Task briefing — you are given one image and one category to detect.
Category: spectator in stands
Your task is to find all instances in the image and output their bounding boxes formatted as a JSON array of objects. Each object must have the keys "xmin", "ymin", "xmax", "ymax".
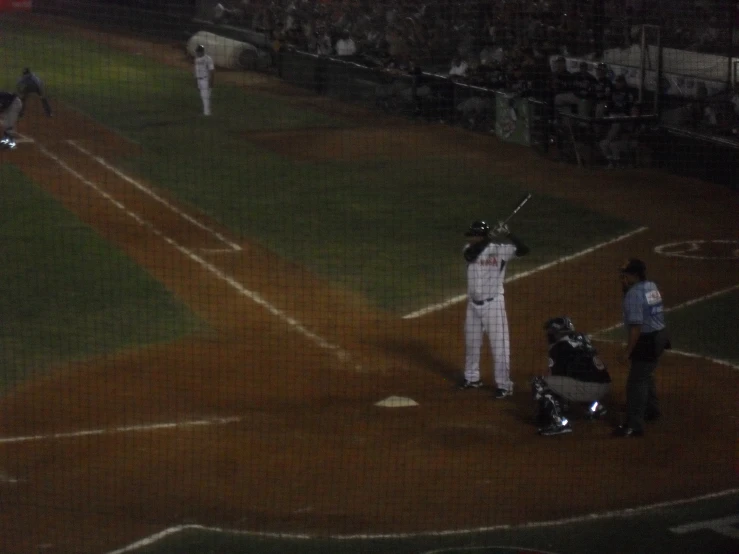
[
  {"xmin": 551, "ymin": 56, "xmax": 576, "ymax": 112},
  {"xmin": 479, "ymin": 42, "xmax": 504, "ymax": 69},
  {"xmin": 730, "ymin": 82, "xmax": 739, "ymax": 117},
  {"xmin": 315, "ymin": 24, "xmax": 333, "ymax": 56},
  {"xmin": 593, "ymin": 63, "xmax": 612, "ymax": 118},
  {"xmin": 570, "ymin": 61, "xmax": 597, "ymax": 117},
  {"xmin": 449, "ymin": 55, "xmax": 469, "ymax": 79},
  {"xmin": 335, "ymin": 30, "xmax": 357, "ymax": 56},
  {"xmin": 601, "ymin": 103, "xmax": 648, "ymax": 168},
  {"xmin": 688, "ymin": 83, "xmax": 718, "ymax": 131},
  {"xmin": 607, "ymin": 75, "xmax": 636, "ymax": 116},
  {"xmin": 599, "ymin": 75, "xmax": 637, "ymax": 167}
]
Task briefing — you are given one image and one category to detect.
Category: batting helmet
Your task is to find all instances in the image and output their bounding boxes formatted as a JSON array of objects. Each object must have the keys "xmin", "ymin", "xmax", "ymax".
[
  {"xmin": 543, "ymin": 317, "xmax": 575, "ymax": 342},
  {"xmin": 195, "ymin": 44, "xmax": 205, "ymax": 56},
  {"xmin": 464, "ymin": 220, "xmax": 490, "ymax": 237}
]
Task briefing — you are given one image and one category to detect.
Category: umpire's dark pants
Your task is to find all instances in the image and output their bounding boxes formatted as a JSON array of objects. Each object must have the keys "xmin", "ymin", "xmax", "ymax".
[
  {"xmin": 626, "ymin": 330, "xmax": 669, "ymax": 432},
  {"xmin": 626, "ymin": 358, "xmax": 660, "ymax": 433}
]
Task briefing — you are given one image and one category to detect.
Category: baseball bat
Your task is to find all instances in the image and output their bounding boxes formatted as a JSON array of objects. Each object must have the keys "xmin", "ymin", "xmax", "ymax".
[{"xmin": 502, "ymin": 192, "xmax": 532, "ymax": 224}]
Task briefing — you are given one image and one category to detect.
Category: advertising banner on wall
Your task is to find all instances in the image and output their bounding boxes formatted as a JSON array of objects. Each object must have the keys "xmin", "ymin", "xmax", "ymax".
[{"xmin": 0, "ymin": 0, "xmax": 33, "ymax": 11}]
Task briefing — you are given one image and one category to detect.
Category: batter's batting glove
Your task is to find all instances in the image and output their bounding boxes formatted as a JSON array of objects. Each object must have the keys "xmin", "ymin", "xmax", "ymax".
[{"xmin": 492, "ymin": 221, "xmax": 510, "ymax": 237}]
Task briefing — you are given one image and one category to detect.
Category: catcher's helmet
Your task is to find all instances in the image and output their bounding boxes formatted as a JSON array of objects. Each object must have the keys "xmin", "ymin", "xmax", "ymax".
[
  {"xmin": 464, "ymin": 220, "xmax": 490, "ymax": 237},
  {"xmin": 195, "ymin": 44, "xmax": 205, "ymax": 56},
  {"xmin": 544, "ymin": 316, "xmax": 575, "ymax": 336}
]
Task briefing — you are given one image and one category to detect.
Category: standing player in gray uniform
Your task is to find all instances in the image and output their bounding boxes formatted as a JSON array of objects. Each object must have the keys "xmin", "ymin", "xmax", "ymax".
[
  {"xmin": 194, "ymin": 44, "xmax": 215, "ymax": 116},
  {"xmin": 613, "ymin": 259, "xmax": 670, "ymax": 437},
  {"xmin": 459, "ymin": 220, "xmax": 530, "ymax": 398},
  {"xmin": 17, "ymin": 68, "xmax": 53, "ymax": 118},
  {"xmin": 0, "ymin": 92, "xmax": 23, "ymax": 150}
]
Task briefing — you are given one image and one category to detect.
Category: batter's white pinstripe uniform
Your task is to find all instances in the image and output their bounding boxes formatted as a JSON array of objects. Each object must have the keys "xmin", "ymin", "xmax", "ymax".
[{"xmin": 461, "ymin": 221, "xmax": 529, "ymax": 397}]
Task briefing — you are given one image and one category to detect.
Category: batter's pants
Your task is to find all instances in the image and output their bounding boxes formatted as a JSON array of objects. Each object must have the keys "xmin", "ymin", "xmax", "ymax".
[{"xmin": 464, "ymin": 297, "xmax": 513, "ymax": 391}]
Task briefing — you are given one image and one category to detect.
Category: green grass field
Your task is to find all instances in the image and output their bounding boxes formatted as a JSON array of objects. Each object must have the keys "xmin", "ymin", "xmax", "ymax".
[
  {"xmin": 1, "ymin": 15, "xmax": 737, "ymax": 554},
  {"xmin": 100, "ymin": 491, "xmax": 739, "ymax": 554},
  {"xmin": 1, "ymin": 20, "xmax": 636, "ymax": 313},
  {"xmin": 0, "ymin": 164, "xmax": 204, "ymax": 391}
]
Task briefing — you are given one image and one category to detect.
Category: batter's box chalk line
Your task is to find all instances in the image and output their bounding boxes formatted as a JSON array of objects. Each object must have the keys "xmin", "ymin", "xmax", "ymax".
[{"xmin": 12, "ymin": 133, "xmax": 34, "ymax": 143}]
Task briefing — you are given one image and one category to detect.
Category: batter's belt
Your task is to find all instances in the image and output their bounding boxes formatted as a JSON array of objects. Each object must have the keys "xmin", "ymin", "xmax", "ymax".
[{"xmin": 471, "ymin": 296, "xmax": 496, "ymax": 306}]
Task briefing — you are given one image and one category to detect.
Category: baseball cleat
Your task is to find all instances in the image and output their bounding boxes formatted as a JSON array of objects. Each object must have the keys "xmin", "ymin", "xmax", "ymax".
[
  {"xmin": 458, "ymin": 379, "xmax": 483, "ymax": 390},
  {"xmin": 0, "ymin": 138, "xmax": 17, "ymax": 150},
  {"xmin": 494, "ymin": 387, "xmax": 513, "ymax": 399},
  {"xmin": 584, "ymin": 401, "xmax": 607, "ymax": 420},
  {"xmin": 538, "ymin": 422, "xmax": 572, "ymax": 436}
]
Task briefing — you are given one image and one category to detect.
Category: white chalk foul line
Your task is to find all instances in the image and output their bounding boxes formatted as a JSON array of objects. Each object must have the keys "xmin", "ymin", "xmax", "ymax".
[
  {"xmin": 594, "ymin": 337, "xmax": 739, "ymax": 371},
  {"xmin": 13, "ymin": 132, "xmax": 34, "ymax": 144},
  {"xmin": 105, "ymin": 488, "xmax": 739, "ymax": 553},
  {"xmin": 402, "ymin": 226, "xmax": 649, "ymax": 319},
  {"xmin": 67, "ymin": 139, "xmax": 241, "ymax": 253},
  {"xmin": 0, "ymin": 416, "xmax": 241, "ymax": 445},
  {"xmin": 593, "ymin": 283, "xmax": 739, "ymax": 371},
  {"xmin": 36, "ymin": 143, "xmax": 357, "ymax": 369}
]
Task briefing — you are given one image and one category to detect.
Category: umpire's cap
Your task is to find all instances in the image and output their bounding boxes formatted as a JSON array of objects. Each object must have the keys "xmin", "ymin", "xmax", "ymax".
[
  {"xmin": 464, "ymin": 220, "xmax": 490, "ymax": 237},
  {"xmin": 620, "ymin": 258, "xmax": 647, "ymax": 278}
]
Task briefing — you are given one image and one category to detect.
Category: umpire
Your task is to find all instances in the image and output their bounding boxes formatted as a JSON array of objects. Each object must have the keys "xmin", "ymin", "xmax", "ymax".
[
  {"xmin": 17, "ymin": 68, "xmax": 53, "ymax": 118},
  {"xmin": 613, "ymin": 259, "xmax": 671, "ymax": 437}
]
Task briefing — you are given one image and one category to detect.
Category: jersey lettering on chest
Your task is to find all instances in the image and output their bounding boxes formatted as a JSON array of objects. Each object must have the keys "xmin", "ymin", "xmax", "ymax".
[
  {"xmin": 478, "ymin": 256, "xmax": 498, "ymax": 267},
  {"xmin": 645, "ymin": 289, "xmax": 662, "ymax": 305}
]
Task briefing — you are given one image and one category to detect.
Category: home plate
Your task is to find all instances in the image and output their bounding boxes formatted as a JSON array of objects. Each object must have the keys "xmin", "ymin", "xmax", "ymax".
[
  {"xmin": 375, "ymin": 396, "xmax": 419, "ymax": 408},
  {"xmin": 0, "ymin": 470, "xmax": 19, "ymax": 484}
]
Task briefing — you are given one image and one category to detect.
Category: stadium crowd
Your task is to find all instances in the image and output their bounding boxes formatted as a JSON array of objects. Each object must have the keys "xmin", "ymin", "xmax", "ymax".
[{"xmin": 208, "ymin": 0, "xmax": 739, "ymax": 160}]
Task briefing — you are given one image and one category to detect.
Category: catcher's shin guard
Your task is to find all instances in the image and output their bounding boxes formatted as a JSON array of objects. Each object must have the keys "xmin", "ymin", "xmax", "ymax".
[{"xmin": 532, "ymin": 377, "xmax": 567, "ymax": 427}]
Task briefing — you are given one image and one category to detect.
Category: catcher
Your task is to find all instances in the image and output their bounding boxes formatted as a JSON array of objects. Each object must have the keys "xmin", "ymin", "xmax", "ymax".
[{"xmin": 532, "ymin": 317, "xmax": 612, "ymax": 436}]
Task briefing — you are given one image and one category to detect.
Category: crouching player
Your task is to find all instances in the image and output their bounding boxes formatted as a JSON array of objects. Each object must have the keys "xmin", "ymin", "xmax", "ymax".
[{"xmin": 533, "ymin": 317, "xmax": 612, "ymax": 436}]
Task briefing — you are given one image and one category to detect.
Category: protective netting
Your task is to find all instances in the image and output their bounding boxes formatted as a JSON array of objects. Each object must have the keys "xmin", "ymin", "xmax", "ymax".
[{"xmin": 1, "ymin": 1, "xmax": 738, "ymax": 553}]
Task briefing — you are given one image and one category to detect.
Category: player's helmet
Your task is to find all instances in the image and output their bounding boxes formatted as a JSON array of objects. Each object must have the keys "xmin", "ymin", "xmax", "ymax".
[
  {"xmin": 195, "ymin": 44, "xmax": 205, "ymax": 56},
  {"xmin": 464, "ymin": 220, "xmax": 490, "ymax": 237},
  {"xmin": 544, "ymin": 316, "xmax": 575, "ymax": 343}
]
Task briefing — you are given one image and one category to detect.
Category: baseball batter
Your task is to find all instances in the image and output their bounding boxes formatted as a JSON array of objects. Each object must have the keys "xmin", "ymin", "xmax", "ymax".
[
  {"xmin": 194, "ymin": 44, "xmax": 215, "ymax": 116},
  {"xmin": 460, "ymin": 220, "xmax": 530, "ymax": 398},
  {"xmin": 0, "ymin": 91, "xmax": 23, "ymax": 150}
]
